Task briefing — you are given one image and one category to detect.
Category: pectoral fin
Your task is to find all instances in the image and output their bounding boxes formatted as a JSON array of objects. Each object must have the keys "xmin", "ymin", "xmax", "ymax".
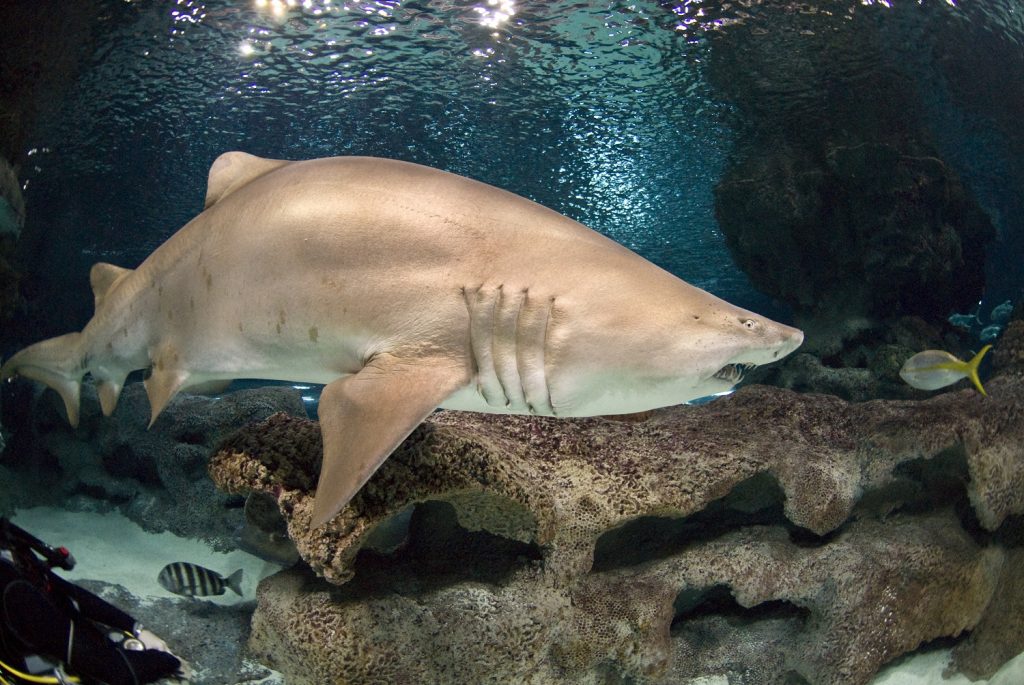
[{"xmin": 310, "ymin": 357, "xmax": 469, "ymax": 528}]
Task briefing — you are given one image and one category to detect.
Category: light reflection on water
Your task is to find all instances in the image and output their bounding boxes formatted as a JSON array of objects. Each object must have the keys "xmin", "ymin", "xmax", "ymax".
[
  {"xmin": 17, "ymin": 0, "xmax": 1023, "ymax": 329},
  {"xmin": 31, "ymin": 0, "xmax": 735, "ymax": 291}
]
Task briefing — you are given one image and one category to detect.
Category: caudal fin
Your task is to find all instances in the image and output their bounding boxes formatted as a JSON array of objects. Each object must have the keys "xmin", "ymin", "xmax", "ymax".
[
  {"xmin": 223, "ymin": 568, "xmax": 244, "ymax": 596},
  {"xmin": 1, "ymin": 333, "xmax": 85, "ymax": 426},
  {"xmin": 965, "ymin": 344, "xmax": 992, "ymax": 397}
]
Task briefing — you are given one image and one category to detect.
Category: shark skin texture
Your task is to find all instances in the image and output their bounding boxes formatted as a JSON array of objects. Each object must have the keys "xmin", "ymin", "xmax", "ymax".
[{"xmin": 1, "ymin": 152, "xmax": 804, "ymax": 528}]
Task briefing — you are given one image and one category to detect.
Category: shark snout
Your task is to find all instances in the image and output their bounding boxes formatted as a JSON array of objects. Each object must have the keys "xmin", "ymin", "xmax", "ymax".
[
  {"xmin": 753, "ymin": 321, "xmax": 803, "ymax": 363},
  {"xmin": 706, "ymin": 322, "xmax": 802, "ymax": 388},
  {"xmin": 774, "ymin": 325, "xmax": 804, "ymax": 359},
  {"xmin": 717, "ymin": 321, "xmax": 804, "ymax": 372}
]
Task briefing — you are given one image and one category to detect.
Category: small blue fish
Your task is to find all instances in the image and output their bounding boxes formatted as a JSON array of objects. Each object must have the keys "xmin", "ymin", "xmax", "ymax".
[
  {"xmin": 899, "ymin": 345, "xmax": 991, "ymax": 396},
  {"xmin": 989, "ymin": 300, "xmax": 1013, "ymax": 325},
  {"xmin": 947, "ymin": 312, "xmax": 978, "ymax": 331},
  {"xmin": 158, "ymin": 562, "xmax": 243, "ymax": 597},
  {"xmin": 980, "ymin": 325, "xmax": 1003, "ymax": 344}
]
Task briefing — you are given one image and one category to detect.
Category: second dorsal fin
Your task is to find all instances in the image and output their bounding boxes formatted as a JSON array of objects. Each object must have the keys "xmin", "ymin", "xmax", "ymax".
[{"xmin": 205, "ymin": 151, "xmax": 292, "ymax": 209}]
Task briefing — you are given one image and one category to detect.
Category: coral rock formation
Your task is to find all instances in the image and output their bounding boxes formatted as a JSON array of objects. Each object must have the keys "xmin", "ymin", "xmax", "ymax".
[
  {"xmin": 992, "ymin": 320, "xmax": 1024, "ymax": 376},
  {"xmin": 210, "ymin": 362, "xmax": 1024, "ymax": 684}
]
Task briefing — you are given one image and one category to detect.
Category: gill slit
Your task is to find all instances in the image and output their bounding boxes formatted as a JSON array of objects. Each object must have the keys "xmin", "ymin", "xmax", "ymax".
[
  {"xmin": 464, "ymin": 284, "xmax": 553, "ymax": 414},
  {"xmin": 514, "ymin": 287, "xmax": 533, "ymax": 414},
  {"xmin": 540, "ymin": 296, "xmax": 556, "ymax": 416},
  {"xmin": 493, "ymin": 284, "xmax": 527, "ymax": 411}
]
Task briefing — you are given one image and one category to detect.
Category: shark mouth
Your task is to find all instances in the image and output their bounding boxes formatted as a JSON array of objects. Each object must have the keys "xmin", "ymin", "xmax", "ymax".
[{"xmin": 712, "ymin": 363, "xmax": 757, "ymax": 384}]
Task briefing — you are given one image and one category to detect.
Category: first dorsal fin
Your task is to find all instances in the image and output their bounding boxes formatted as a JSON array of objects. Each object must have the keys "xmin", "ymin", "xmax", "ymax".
[
  {"xmin": 205, "ymin": 151, "xmax": 292, "ymax": 209},
  {"xmin": 89, "ymin": 263, "xmax": 133, "ymax": 313}
]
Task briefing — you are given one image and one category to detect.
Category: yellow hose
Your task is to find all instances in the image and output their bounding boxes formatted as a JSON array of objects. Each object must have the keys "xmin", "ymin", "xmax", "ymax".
[{"xmin": 0, "ymin": 657, "xmax": 81, "ymax": 684}]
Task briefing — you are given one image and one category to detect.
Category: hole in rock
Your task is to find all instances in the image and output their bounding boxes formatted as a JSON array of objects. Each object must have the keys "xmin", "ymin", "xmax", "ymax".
[
  {"xmin": 914, "ymin": 634, "xmax": 968, "ymax": 653},
  {"xmin": 859, "ymin": 445, "xmax": 992, "ymax": 542},
  {"xmin": 794, "ymin": 446, "xmax": 980, "ymax": 548},
  {"xmin": 782, "ymin": 673, "xmax": 811, "ymax": 685},
  {"xmin": 786, "ymin": 525, "xmax": 840, "ymax": 548},
  {"xmin": 339, "ymin": 500, "xmax": 543, "ymax": 598},
  {"xmin": 995, "ymin": 515, "xmax": 1024, "ymax": 548},
  {"xmin": 592, "ymin": 472, "xmax": 788, "ymax": 572},
  {"xmin": 74, "ymin": 481, "xmax": 132, "ymax": 504},
  {"xmin": 889, "ymin": 446, "xmax": 970, "ymax": 515},
  {"xmin": 177, "ymin": 430, "xmax": 207, "ymax": 446},
  {"xmin": 669, "ymin": 584, "xmax": 811, "ymax": 684},
  {"xmin": 672, "ymin": 584, "xmax": 809, "ymax": 629},
  {"xmin": 361, "ymin": 503, "xmax": 414, "ymax": 554},
  {"xmin": 878, "ymin": 633, "xmax": 969, "ymax": 676},
  {"xmin": 223, "ymin": 494, "xmax": 246, "ymax": 509}
]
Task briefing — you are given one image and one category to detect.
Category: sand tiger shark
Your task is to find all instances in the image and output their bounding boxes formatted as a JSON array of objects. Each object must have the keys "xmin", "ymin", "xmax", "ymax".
[{"xmin": 1, "ymin": 152, "xmax": 804, "ymax": 527}]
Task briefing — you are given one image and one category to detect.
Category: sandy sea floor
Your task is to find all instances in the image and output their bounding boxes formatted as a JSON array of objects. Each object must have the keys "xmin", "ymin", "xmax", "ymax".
[
  {"xmin": 11, "ymin": 506, "xmax": 282, "ymax": 684},
  {"xmin": 10, "ymin": 506, "xmax": 1024, "ymax": 685}
]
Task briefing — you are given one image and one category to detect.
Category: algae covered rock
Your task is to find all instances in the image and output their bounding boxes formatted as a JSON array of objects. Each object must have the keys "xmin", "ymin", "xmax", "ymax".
[{"xmin": 210, "ymin": 366, "xmax": 1024, "ymax": 684}]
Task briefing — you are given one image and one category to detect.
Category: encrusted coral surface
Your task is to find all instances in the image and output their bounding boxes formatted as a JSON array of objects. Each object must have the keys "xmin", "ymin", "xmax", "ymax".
[
  {"xmin": 211, "ymin": 376, "xmax": 1023, "ymax": 583},
  {"xmin": 992, "ymin": 320, "xmax": 1024, "ymax": 375},
  {"xmin": 209, "ymin": 361, "xmax": 1024, "ymax": 684}
]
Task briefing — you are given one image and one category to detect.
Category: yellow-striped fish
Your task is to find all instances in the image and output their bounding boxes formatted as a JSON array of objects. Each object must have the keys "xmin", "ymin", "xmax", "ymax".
[{"xmin": 899, "ymin": 345, "xmax": 992, "ymax": 396}]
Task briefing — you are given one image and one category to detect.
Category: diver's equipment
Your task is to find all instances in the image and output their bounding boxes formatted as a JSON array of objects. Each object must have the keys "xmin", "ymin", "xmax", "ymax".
[
  {"xmin": 0, "ymin": 520, "xmax": 75, "ymax": 572},
  {"xmin": 0, "ymin": 655, "xmax": 81, "ymax": 685},
  {"xmin": 0, "ymin": 519, "xmax": 81, "ymax": 684},
  {"xmin": 121, "ymin": 638, "xmax": 144, "ymax": 652},
  {"xmin": 108, "ymin": 627, "xmax": 146, "ymax": 652},
  {"xmin": 1, "ymin": 520, "xmax": 182, "ymax": 684}
]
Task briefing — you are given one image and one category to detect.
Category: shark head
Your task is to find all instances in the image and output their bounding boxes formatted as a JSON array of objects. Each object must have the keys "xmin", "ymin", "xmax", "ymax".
[
  {"xmin": 681, "ymin": 303, "xmax": 805, "ymax": 399},
  {"xmin": 550, "ymin": 290, "xmax": 804, "ymax": 416}
]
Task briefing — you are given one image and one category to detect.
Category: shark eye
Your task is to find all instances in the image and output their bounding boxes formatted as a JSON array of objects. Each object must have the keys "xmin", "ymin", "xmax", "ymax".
[{"xmin": 741, "ymin": 318, "xmax": 758, "ymax": 330}]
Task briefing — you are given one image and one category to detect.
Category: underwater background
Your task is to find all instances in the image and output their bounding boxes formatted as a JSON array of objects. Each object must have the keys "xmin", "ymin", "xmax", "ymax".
[
  {"xmin": 2, "ymin": 0, "xmax": 1021, "ymax": 342},
  {"xmin": 1, "ymin": 1, "xmax": 1024, "ymax": 684}
]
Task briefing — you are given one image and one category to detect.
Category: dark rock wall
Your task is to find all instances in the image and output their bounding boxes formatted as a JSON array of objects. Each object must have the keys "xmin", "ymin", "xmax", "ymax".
[{"xmin": 707, "ymin": 3, "xmax": 996, "ymax": 341}]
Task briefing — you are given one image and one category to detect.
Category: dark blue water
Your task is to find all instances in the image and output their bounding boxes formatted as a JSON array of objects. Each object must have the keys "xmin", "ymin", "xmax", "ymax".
[{"xmin": 8, "ymin": 0, "xmax": 1024, "ymax": 342}]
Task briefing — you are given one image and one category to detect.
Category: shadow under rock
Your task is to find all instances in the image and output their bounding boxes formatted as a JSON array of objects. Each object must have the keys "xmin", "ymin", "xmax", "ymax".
[{"xmin": 334, "ymin": 500, "xmax": 544, "ymax": 601}]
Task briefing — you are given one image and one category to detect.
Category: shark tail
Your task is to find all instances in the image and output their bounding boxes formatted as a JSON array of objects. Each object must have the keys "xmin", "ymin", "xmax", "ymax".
[
  {"xmin": 965, "ymin": 344, "xmax": 992, "ymax": 397},
  {"xmin": 1, "ymin": 332, "xmax": 86, "ymax": 427}
]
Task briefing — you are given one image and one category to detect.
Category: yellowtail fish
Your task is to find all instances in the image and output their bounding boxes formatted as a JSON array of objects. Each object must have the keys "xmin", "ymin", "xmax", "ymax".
[
  {"xmin": 158, "ymin": 562, "xmax": 243, "ymax": 597},
  {"xmin": 898, "ymin": 345, "xmax": 992, "ymax": 396}
]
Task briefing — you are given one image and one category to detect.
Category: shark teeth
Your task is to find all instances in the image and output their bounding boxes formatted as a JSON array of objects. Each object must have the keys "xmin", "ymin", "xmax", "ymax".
[{"xmin": 713, "ymin": 363, "xmax": 756, "ymax": 384}]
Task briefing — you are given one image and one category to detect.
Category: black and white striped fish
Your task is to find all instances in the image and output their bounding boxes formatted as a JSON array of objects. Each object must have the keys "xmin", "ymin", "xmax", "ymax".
[{"xmin": 157, "ymin": 562, "xmax": 243, "ymax": 597}]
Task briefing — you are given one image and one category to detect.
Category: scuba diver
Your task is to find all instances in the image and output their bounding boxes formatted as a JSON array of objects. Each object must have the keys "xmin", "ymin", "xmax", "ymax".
[{"xmin": 0, "ymin": 517, "xmax": 184, "ymax": 685}]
